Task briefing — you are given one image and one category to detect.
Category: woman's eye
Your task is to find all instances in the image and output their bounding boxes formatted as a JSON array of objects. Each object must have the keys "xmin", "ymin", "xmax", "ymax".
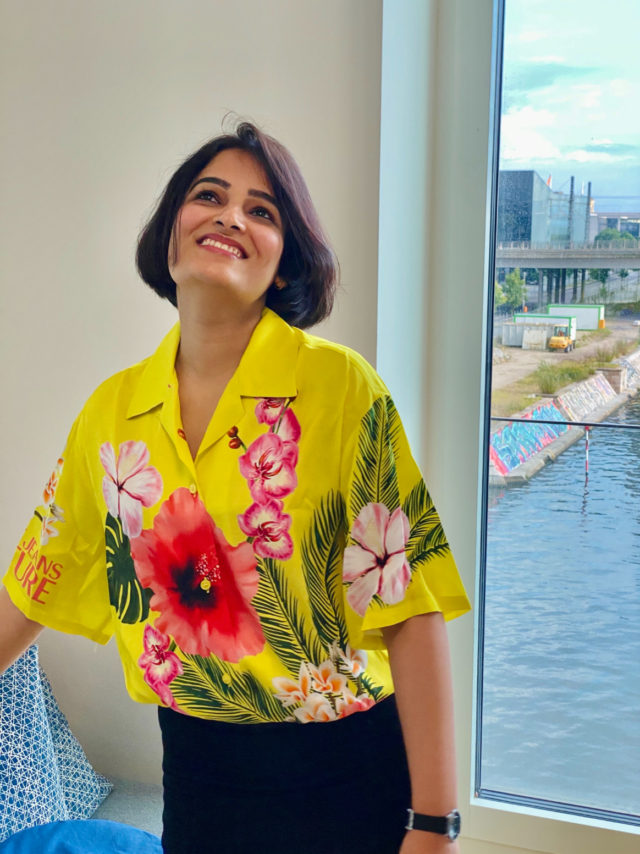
[
  {"xmin": 195, "ymin": 189, "xmax": 219, "ymax": 202},
  {"xmin": 251, "ymin": 206, "xmax": 275, "ymax": 222}
]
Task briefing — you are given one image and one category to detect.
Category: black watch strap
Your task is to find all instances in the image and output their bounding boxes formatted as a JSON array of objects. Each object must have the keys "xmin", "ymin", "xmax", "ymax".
[{"xmin": 405, "ymin": 808, "xmax": 461, "ymax": 841}]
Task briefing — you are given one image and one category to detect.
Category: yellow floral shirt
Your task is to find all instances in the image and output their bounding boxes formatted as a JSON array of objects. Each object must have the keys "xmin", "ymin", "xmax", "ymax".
[{"xmin": 3, "ymin": 308, "xmax": 470, "ymax": 723}]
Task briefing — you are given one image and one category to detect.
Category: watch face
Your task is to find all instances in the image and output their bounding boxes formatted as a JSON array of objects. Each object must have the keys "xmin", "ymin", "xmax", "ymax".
[{"xmin": 446, "ymin": 810, "xmax": 461, "ymax": 841}]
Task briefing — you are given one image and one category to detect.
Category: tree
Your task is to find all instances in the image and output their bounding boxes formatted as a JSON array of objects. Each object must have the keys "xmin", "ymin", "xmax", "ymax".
[
  {"xmin": 502, "ymin": 268, "xmax": 527, "ymax": 310},
  {"xmin": 594, "ymin": 227, "xmax": 622, "ymax": 244},
  {"xmin": 589, "ymin": 268, "xmax": 609, "ymax": 285},
  {"xmin": 494, "ymin": 280, "xmax": 507, "ymax": 310}
]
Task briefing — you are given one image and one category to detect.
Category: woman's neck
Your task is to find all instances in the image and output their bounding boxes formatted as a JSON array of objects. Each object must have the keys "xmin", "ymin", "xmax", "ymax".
[{"xmin": 175, "ymin": 293, "xmax": 265, "ymax": 382}]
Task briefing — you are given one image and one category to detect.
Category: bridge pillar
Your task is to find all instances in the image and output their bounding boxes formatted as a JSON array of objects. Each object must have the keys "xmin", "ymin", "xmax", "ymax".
[
  {"xmin": 572, "ymin": 269, "xmax": 578, "ymax": 302},
  {"xmin": 537, "ymin": 268, "xmax": 544, "ymax": 310},
  {"xmin": 580, "ymin": 269, "xmax": 586, "ymax": 302},
  {"xmin": 561, "ymin": 268, "xmax": 567, "ymax": 303},
  {"xmin": 546, "ymin": 269, "xmax": 553, "ymax": 303}
]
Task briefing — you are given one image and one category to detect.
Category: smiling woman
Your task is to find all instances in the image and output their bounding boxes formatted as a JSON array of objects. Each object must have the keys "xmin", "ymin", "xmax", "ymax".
[
  {"xmin": 1, "ymin": 118, "xmax": 470, "ymax": 854},
  {"xmin": 136, "ymin": 122, "xmax": 338, "ymax": 329}
]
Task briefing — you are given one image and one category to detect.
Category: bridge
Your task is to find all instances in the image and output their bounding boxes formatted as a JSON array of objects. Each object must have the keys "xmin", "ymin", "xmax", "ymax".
[{"xmin": 496, "ymin": 241, "xmax": 640, "ymax": 270}]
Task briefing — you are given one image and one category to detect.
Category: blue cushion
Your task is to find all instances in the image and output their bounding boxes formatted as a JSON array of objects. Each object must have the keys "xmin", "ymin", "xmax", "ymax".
[
  {"xmin": 0, "ymin": 646, "xmax": 112, "ymax": 843},
  {"xmin": 0, "ymin": 819, "xmax": 161, "ymax": 853}
]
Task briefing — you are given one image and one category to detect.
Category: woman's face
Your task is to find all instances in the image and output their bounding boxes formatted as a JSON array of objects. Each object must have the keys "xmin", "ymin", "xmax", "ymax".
[{"xmin": 169, "ymin": 148, "xmax": 285, "ymax": 309}]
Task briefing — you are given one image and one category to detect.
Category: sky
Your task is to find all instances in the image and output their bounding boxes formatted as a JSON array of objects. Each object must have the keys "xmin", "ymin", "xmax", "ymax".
[{"xmin": 500, "ymin": 0, "xmax": 640, "ymax": 213}]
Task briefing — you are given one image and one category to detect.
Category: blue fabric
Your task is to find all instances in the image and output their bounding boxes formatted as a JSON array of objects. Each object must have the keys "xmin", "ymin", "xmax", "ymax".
[
  {"xmin": 0, "ymin": 646, "xmax": 112, "ymax": 843},
  {"xmin": 0, "ymin": 820, "xmax": 161, "ymax": 853}
]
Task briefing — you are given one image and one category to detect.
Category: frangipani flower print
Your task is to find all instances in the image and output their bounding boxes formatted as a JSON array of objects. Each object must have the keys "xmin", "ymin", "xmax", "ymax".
[
  {"xmin": 273, "ymin": 662, "xmax": 313, "ymax": 708},
  {"xmin": 294, "ymin": 693, "xmax": 337, "ymax": 723},
  {"xmin": 138, "ymin": 624, "xmax": 183, "ymax": 711},
  {"xmin": 238, "ymin": 432, "xmax": 298, "ymax": 503},
  {"xmin": 130, "ymin": 487, "xmax": 265, "ymax": 661},
  {"xmin": 43, "ymin": 458, "xmax": 64, "ymax": 505},
  {"xmin": 343, "ymin": 503, "xmax": 411, "ymax": 617},
  {"xmin": 330, "ymin": 642, "xmax": 367, "ymax": 678},
  {"xmin": 272, "ymin": 658, "xmax": 376, "ymax": 722},
  {"xmin": 40, "ymin": 504, "xmax": 65, "ymax": 547},
  {"xmin": 237, "ymin": 499, "xmax": 293, "ymax": 560},
  {"xmin": 100, "ymin": 440, "xmax": 163, "ymax": 538}
]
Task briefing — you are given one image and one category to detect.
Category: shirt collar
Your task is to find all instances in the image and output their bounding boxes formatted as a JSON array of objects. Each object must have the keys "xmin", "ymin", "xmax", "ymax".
[{"xmin": 126, "ymin": 307, "xmax": 299, "ymax": 419}]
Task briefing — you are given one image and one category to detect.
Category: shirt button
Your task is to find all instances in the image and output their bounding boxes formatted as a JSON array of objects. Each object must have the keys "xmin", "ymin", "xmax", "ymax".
[
  {"xmin": 222, "ymin": 674, "xmax": 232, "ymax": 685},
  {"xmin": 189, "ymin": 483, "xmax": 197, "ymax": 496},
  {"xmin": 177, "ymin": 428, "xmax": 186, "ymax": 440}
]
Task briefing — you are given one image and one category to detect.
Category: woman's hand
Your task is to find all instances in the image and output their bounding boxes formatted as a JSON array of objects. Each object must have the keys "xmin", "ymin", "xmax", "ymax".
[{"xmin": 399, "ymin": 830, "xmax": 460, "ymax": 854}]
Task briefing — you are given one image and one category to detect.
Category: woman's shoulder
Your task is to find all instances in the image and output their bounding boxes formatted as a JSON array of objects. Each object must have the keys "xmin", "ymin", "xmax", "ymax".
[
  {"xmin": 295, "ymin": 328, "xmax": 388, "ymax": 398},
  {"xmin": 75, "ymin": 355, "xmax": 153, "ymax": 425}
]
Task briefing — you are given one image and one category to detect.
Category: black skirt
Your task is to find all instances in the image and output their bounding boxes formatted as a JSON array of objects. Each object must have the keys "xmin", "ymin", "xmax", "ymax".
[{"xmin": 158, "ymin": 695, "xmax": 411, "ymax": 854}]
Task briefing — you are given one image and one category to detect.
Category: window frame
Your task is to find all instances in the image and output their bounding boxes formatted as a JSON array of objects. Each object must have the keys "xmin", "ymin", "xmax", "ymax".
[{"xmin": 377, "ymin": 0, "xmax": 640, "ymax": 850}]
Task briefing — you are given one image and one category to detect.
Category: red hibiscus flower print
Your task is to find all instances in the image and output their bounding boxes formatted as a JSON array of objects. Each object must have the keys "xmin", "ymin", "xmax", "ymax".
[
  {"xmin": 238, "ymin": 433, "xmax": 298, "ymax": 503},
  {"xmin": 130, "ymin": 488, "xmax": 265, "ymax": 661},
  {"xmin": 255, "ymin": 397, "xmax": 287, "ymax": 425},
  {"xmin": 100, "ymin": 440, "xmax": 163, "ymax": 539},
  {"xmin": 343, "ymin": 503, "xmax": 411, "ymax": 617},
  {"xmin": 138, "ymin": 624, "xmax": 183, "ymax": 711},
  {"xmin": 238, "ymin": 499, "xmax": 293, "ymax": 560}
]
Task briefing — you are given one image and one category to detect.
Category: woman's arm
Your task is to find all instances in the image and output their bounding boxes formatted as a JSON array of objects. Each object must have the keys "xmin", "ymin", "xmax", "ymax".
[
  {"xmin": 383, "ymin": 611, "xmax": 461, "ymax": 854},
  {"xmin": 0, "ymin": 586, "xmax": 44, "ymax": 675}
]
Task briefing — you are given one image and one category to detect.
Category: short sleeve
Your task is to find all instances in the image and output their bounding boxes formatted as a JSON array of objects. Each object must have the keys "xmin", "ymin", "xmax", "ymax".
[
  {"xmin": 341, "ymin": 392, "xmax": 470, "ymax": 649},
  {"xmin": 2, "ymin": 412, "xmax": 114, "ymax": 644}
]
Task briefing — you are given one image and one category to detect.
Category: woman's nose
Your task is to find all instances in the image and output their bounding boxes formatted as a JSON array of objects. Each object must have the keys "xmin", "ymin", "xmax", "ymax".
[{"xmin": 214, "ymin": 203, "xmax": 246, "ymax": 231}]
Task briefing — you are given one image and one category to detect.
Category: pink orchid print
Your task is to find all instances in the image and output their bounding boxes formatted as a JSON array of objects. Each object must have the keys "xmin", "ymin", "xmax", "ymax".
[
  {"xmin": 255, "ymin": 398, "xmax": 287, "ymax": 425},
  {"xmin": 238, "ymin": 433, "xmax": 298, "ymax": 503},
  {"xmin": 100, "ymin": 440, "xmax": 163, "ymax": 539},
  {"xmin": 238, "ymin": 499, "xmax": 293, "ymax": 560},
  {"xmin": 138, "ymin": 624, "xmax": 183, "ymax": 711},
  {"xmin": 343, "ymin": 503, "xmax": 412, "ymax": 617}
]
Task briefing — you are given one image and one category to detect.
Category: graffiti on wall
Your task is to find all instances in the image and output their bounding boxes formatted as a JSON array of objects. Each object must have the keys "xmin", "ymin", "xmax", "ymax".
[
  {"xmin": 555, "ymin": 374, "xmax": 616, "ymax": 422},
  {"xmin": 490, "ymin": 402, "xmax": 570, "ymax": 475}
]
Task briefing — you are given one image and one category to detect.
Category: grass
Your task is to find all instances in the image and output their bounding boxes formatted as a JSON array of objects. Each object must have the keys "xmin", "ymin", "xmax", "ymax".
[
  {"xmin": 491, "ymin": 340, "xmax": 640, "ymax": 417},
  {"xmin": 574, "ymin": 327, "xmax": 611, "ymax": 348}
]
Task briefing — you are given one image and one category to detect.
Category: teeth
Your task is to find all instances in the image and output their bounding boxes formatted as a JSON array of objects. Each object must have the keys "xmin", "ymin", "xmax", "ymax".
[{"xmin": 201, "ymin": 238, "xmax": 243, "ymax": 258}]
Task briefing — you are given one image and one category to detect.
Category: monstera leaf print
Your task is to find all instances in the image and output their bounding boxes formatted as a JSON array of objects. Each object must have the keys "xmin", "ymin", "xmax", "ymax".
[
  {"xmin": 402, "ymin": 480, "xmax": 450, "ymax": 569},
  {"xmin": 349, "ymin": 396, "xmax": 402, "ymax": 521},
  {"xmin": 105, "ymin": 512, "xmax": 152, "ymax": 623},
  {"xmin": 170, "ymin": 653, "xmax": 289, "ymax": 723}
]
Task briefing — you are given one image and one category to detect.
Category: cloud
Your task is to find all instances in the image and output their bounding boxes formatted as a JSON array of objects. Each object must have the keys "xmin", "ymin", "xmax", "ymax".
[
  {"xmin": 501, "ymin": 107, "xmax": 561, "ymax": 162},
  {"xmin": 512, "ymin": 30, "xmax": 546, "ymax": 44},
  {"xmin": 502, "ymin": 61, "xmax": 600, "ymax": 110},
  {"xmin": 583, "ymin": 142, "xmax": 639, "ymax": 157}
]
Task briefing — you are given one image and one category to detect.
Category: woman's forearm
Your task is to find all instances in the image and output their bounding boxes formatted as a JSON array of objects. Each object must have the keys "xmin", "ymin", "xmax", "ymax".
[
  {"xmin": 383, "ymin": 611, "xmax": 458, "ymax": 816},
  {"xmin": 0, "ymin": 586, "xmax": 44, "ymax": 674}
]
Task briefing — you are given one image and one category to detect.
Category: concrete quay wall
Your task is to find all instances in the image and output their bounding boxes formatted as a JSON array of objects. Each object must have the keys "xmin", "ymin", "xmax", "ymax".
[{"xmin": 489, "ymin": 349, "xmax": 640, "ymax": 487}]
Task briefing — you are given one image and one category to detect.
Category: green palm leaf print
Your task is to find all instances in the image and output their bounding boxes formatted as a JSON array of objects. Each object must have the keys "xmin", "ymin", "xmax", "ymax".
[
  {"xmin": 105, "ymin": 513, "xmax": 151, "ymax": 623},
  {"xmin": 350, "ymin": 396, "xmax": 402, "ymax": 520},
  {"xmin": 302, "ymin": 490, "xmax": 350, "ymax": 650},
  {"xmin": 170, "ymin": 654, "xmax": 289, "ymax": 723},
  {"xmin": 253, "ymin": 558, "xmax": 325, "ymax": 675},
  {"xmin": 402, "ymin": 480, "xmax": 450, "ymax": 568}
]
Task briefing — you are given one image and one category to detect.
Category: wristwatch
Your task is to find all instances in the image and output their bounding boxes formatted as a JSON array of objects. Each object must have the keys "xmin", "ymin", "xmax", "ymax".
[{"xmin": 405, "ymin": 808, "xmax": 461, "ymax": 841}]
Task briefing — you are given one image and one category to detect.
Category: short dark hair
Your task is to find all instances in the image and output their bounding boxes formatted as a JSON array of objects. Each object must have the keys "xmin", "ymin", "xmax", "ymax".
[{"xmin": 136, "ymin": 121, "xmax": 338, "ymax": 328}]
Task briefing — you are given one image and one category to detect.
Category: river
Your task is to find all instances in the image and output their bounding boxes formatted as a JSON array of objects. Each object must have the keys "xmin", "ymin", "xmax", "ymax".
[{"xmin": 480, "ymin": 394, "xmax": 640, "ymax": 818}]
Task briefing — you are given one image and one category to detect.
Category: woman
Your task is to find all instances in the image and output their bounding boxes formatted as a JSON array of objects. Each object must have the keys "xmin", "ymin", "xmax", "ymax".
[{"xmin": 0, "ymin": 121, "xmax": 470, "ymax": 853}]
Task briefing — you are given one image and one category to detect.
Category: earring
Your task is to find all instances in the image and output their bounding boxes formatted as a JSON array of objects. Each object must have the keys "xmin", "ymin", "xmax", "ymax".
[{"xmin": 274, "ymin": 276, "xmax": 286, "ymax": 290}]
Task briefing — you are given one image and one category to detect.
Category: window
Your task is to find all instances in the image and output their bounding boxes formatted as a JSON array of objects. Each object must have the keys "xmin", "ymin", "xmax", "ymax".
[{"xmin": 477, "ymin": 0, "xmax": 640, "ymax": 829}]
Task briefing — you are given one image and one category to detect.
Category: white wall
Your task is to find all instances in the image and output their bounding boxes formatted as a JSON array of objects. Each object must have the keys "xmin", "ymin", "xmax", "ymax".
[{"xmin": 0, "ymin": 0, "xmax": 382, "ymax": 784}]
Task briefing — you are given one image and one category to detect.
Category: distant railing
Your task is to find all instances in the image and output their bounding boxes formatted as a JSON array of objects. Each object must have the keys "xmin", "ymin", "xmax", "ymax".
[{"xmin": 498, "ymin": 240, "xmax": 639, "ymax": 251}]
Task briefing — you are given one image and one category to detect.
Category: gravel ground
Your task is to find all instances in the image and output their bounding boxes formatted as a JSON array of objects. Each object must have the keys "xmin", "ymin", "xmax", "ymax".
[{"xmin": 491, "ymin": 317, "xmax": 639, "ymax": 391}]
